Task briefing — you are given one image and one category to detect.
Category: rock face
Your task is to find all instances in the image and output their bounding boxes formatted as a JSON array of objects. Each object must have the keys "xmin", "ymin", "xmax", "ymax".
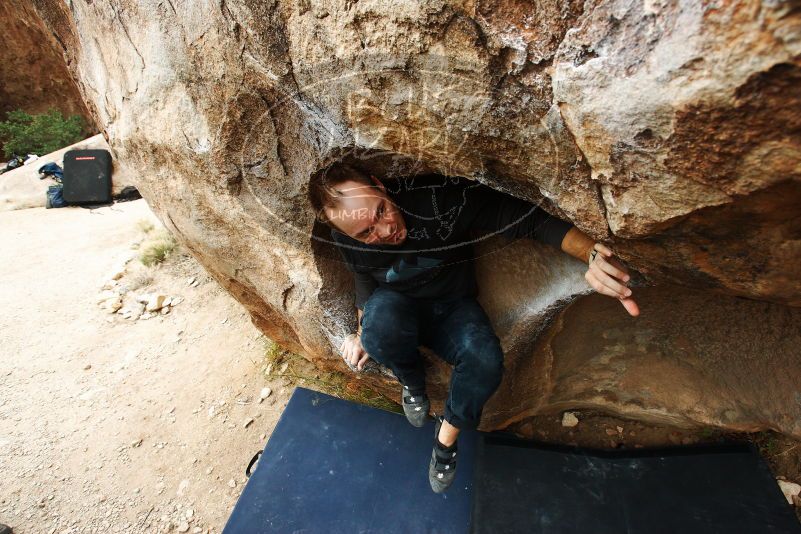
[
  {"xmin": 482, "ymin": 284, "xmax": 801, "ymax": 438},
  {"xmin": 0, "ymin": 0, "xmax": 94, "ymax": 132},
  {"xmin": 30, "ymin": 1, "xmax": 801, "ymax": 437}
]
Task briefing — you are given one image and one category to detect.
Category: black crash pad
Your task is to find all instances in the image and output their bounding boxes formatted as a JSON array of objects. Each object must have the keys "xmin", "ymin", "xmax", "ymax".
[
  {"xmin": 471, "ymin": 434, "xmax": 801, "ymax": 534},
  {"xmin": 223, "ymin": 387, "xmax": 477, "ymax": 533}
]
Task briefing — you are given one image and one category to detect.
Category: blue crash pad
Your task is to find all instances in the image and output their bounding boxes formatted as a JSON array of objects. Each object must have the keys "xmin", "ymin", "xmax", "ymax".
[
  {"xmin": 471, "ymin": 434, "xmax": 801, "ymax": 534},
  {"xmin": 223, "ymin": 387, "xmax": 477, "ymax": 533}
]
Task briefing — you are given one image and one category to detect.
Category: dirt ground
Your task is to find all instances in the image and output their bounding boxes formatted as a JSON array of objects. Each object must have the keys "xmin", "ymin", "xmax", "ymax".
[
  {"xmin": 1, "ymin": 198, "xmax": 798, "ymax": 532},
  {"xmin": 0, "ymin": 199, "xmax": 294, "ymax": 533}
]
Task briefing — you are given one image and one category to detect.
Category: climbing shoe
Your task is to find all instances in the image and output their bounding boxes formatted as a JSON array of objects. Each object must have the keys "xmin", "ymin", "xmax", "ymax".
[
  {"xmin": 401, "ymin": 384, "xmax": 430, "ymax": 427},
  {"xmin": 429, "ymin": 415, "xmax": 457, "ymax": 493}
]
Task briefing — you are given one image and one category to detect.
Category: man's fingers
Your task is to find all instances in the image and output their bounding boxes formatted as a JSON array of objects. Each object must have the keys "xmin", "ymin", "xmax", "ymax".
[
  {"xmin": 620, "ymin": 296, "xmax": 641, "ymax": 317},
  {"xmin": 593, "ymin": 254, "xmax": 630, "ymax": 284},
  {"xmin": 585, "ymin": 271, "xmax": 620, "ymax": 298},
  {"xmin": 589, "ymin": 265, "xmax": 630, "ymax": 298},
  {"xmin": 588, "ymin": 244, "xmax": 639, "ymax": 318},
  {"xmin": 341, "ymin": 336, "xmax": 371, "ymax": 368},
  {"xmin": 347, "ymin": 347, "xmax": 359, "ymax": 366},
  {"xmin": 586, "ymin": 271, "xmax": 640, "ymax": 316},
  {"xmin": 594, "ymin": 242, "xmax": 614, "ymax": 258},
  {"xmin": 343, "ymin": 343, "xmax": 356, "ymax": 365},
  {"xmin": 604, "ymin": 256, "xmax": 632, "ymax": 282}
]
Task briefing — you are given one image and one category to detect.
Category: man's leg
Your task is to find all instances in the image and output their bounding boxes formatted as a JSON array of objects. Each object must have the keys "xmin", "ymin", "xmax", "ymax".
[
  {"xmin": 420, "ymin": 297, "xmax": 505, "ymax": 440},
  {"xmin": 360, "ymin": 287, "xmax": 426, "ymax": 393},
  {"xmin": 418, "ymin": 296, "xmax": 503, "ymax": 492},
  {"xmin": 421, "ymin": 298, "xmax": 503, "ymax": 493}
]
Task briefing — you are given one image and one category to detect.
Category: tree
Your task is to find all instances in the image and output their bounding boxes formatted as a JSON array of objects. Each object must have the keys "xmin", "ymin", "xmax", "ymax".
[{"xmin": 0, "ymin": 108, "xmax": 85, "ymax": 158}]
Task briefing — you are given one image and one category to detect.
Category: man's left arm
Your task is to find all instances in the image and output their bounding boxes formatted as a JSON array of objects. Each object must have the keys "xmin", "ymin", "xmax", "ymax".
[{"xmin": 463, "ymin": 185, "xmax": 640, "ymax": 317}]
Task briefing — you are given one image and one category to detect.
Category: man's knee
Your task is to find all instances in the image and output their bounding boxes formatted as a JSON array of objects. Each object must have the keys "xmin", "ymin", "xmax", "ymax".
[
  {"xmin": 458, "ymin": 333, "xmax": 504, "ymax": 389},
  {"xmin": 360, "ymin": 289, "xmax": 418, "ymax": 360}
]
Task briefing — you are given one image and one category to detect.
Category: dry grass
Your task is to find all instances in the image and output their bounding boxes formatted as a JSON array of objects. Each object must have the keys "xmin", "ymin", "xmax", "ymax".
[
  {"xmin": 136, "ymin": 218, "xmax": 155, "ymax": 234},
  {"xmin": 139, "ymin": 229, "xmax": 178, "ymax": 267}
]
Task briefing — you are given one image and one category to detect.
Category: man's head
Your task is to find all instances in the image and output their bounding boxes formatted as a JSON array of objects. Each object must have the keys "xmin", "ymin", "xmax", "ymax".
[{"xmin": 309, "ymin": 164, "xmax": 407, "ymax": 245}]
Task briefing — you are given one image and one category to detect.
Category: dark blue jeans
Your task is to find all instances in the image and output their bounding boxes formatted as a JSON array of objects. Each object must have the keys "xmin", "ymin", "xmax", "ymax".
[{"xmin": 360, "ymin": 287, "xmax": 504, "ymax": 430}]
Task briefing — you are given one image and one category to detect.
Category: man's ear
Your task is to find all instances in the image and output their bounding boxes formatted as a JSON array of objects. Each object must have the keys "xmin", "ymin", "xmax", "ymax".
[{"xmin": 369, "ymin": 174, "xmax": 386, "ymax": 193}]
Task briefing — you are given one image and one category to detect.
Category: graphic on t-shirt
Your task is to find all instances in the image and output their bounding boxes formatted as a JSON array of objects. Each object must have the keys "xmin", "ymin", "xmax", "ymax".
[
  {"xmin": 384, "ymin": 255, "xmax": 443, "ymax": 283},
  {"xmin": 385, "ymin": 175, "xmax": 482, "ymax": 243}
]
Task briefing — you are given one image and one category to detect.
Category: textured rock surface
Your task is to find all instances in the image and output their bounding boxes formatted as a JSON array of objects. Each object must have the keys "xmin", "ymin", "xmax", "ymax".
[
  {"xmin": 29, "ymin": 0, "xmax": 801, "ymax": 436},
  {"xmin": 0, "ymin": 0, "xmax": 94, "ymax": 132},
  {"xmin": 485, "ymin": 285, "xmax": 801, "ymax": 438}
]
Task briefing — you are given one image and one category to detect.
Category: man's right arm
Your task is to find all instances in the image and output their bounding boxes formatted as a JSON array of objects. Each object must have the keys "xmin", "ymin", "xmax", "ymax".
[
  {"xmin": 331, "ymin": 228, "xmax": 378, "ymax": 315},
  {"xmin": 341, "ymin": 305, "xmax": 369, "ymax": 370},
  {"xmin": 341, "ymin": 273, "xmax": 375, "ymax": 371},
  {"xmin": 330, "ymin": 229, "xmax": 377, "ymax": 369},
  {"xmin": 353, "ymin": 271, "xmax": 378, "ymax": 314}
]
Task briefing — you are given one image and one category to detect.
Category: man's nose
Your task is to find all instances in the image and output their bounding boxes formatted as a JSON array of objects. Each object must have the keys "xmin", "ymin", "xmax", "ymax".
[{"xmin": 377, "ymin": 223, "xmax": 394, "ymax": 239}]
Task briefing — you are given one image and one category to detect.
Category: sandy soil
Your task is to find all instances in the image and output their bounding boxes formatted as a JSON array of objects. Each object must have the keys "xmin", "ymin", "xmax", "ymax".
[{"xmin": 0, "ymin": 199, "xmax": 292, "ymax": 534}]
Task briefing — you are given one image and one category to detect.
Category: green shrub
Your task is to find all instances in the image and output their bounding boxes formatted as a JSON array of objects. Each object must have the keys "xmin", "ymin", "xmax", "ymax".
[{"xmin": 0, "ymin": 108, "xmax": 85, "ymax": 158}]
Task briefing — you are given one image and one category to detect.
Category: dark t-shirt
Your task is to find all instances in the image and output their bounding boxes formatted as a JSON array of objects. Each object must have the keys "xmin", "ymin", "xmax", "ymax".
[{"xmin": 330, "ymin": 174, "xmax": 574, "ymax": 310}]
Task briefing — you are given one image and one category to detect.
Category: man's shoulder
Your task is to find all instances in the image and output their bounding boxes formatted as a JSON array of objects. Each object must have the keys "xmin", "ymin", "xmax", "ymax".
[
  {"xmin": 329, "ymin": 228, "xmax": 373, "ymax": 254},
  {"xmin": 330, "ymin": 227, "xmax": 352, "ymax": 246}
]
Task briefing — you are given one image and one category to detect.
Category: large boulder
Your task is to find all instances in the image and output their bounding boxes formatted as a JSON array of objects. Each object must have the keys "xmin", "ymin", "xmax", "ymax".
[
  {"xmin": 481, "ymin": 278, "xmax": 801, "ymax": 438},
  {"xmin": 29, "ymin": 0, "xmax": 801, "ymax": 436}
]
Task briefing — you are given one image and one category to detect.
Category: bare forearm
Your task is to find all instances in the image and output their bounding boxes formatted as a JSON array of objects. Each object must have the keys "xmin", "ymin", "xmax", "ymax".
[
  {"xmin": 356, "ymin": 307, "xmax": 363, "ymax": 337},
  {"xmin": 560, "ymin": 226, "xmax": 596, "ymax": 263}
]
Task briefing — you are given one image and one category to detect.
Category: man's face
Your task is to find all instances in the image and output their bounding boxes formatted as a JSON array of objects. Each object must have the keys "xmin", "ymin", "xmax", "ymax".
[{"xmin": 325, "ymin": 176, "xmax": 407, "ymax": 246}]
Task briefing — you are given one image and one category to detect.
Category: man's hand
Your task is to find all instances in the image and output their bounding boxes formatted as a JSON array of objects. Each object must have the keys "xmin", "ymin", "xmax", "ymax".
[
  {"xmin": 339, "ymin": 333, "xmax": 371, "ymax": 371},
  {"xmin": 585, "ymin": 243, "xmax": 640, "ymax": 317}
]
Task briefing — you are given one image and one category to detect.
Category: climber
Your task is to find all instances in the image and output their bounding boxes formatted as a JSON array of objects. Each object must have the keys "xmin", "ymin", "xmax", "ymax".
[{"xmin": 308, "ymin": 164, "xmax": 639, "ymax": 493}]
